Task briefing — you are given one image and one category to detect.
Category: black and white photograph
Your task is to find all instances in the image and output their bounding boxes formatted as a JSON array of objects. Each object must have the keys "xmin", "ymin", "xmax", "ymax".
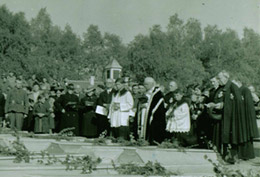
[{"xmin": 0, "ymin": 0, "xmax": 260, "ymax": 176}]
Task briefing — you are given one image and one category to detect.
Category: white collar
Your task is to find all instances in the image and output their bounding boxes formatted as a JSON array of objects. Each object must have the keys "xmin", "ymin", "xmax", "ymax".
[{"xmin": 147, "ymin": 87, "xmax": 155, "ymax": 94}]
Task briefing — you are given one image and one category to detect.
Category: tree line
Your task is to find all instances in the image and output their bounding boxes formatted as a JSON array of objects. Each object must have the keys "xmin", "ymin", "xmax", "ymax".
[{"xmin": 0, "ymin": 5, "xmax": 260, "ymax": 91}]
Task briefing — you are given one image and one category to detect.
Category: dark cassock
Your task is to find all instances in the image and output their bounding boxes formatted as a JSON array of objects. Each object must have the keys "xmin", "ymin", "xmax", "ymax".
[
  {"xmin": 79, "ymin": 91, "xmax": 98, "ymax": 138},
  {"xmin": 139, "ymin": 87, "xmax": 166, "ymax": 144},
  {"xmin": 129, "ymin": 92, "xmax": 141, "ymax": 138},
  {"xmin": 221, "ymin": 81, "xmax": 246, "ymax": 161},
  {"xmin": 164, "ymin": 91, "xmax": 175, "ymax": 110},
  {"xmin": 53, "ymin": 87, "xmax": 65, "ymax": 133},
  {"xmin": 208, "ymin": 86, "xmax": 224, "ymax": 153},
  {"xmin": 189, "ymin": 99, "xmax": 204, "ymax": 146},
  {"xmin": 95, "ymin": 89, "xmax": 113, "ymax": 136},
  {"xmin": 53, "ymin": 96, "xmax": 62, "ymax": 133},
  {"xmin": 163, "ymin": 91, "xmax": 177, "ymax": 139},
  {"xmin": 196, "ymin": 93, "xmax": 213, "ymax": 148},
  {"xmin": 55, "ymin": 86, "xmax": 80, "ymax": 136},
  {"xmin": 238, "ymin": 86, "xmax": 259, "ymax": 160}
]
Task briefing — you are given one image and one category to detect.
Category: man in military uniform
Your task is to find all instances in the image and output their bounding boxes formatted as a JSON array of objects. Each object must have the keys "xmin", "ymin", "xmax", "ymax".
[{"xmin": 5, "ymin": 80, "xmax": 29, "ymax": 130}]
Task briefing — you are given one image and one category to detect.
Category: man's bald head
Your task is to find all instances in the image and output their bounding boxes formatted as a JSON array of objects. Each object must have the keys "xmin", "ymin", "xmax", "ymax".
[
  {"xmin": 217, "ymin": 70, "xmax": 230, "ymax": 86},
  {"xmin": 106, "ymin": 78, "xmax": 114, "ymax": 89},
  {"xmin": 169, "ymin": 81, "xmax": 178, "ymax": 92},
  {"xmin": 248, "ymin": 85, "xmax": 255, "ymax": 93},
  {"xmin": 144, "ymin": 77, "xmax": 156, "ymax": 91},
  {"xmin": 144, "ymin": 77, "xmax": 155, "ymax": 83},
  {"xmin": 232, "ymin": 79, "xmax": 242, "ymax": 88},
  {"xmin": 15, "ymin": 79, "xmax": 23, "ymax": 89}
]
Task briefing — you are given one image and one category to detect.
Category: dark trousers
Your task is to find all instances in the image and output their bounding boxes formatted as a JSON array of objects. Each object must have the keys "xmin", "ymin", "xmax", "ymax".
[
  {"xmin": 60, "ymin": 111, "xmax": 79, "ymax": 136},
  {"xmin": 54, "ymin": 112, "xmax": 62, "ymax": 133},
  {"xmin": 168, "ymin": 131, "xmax": 197, "ymax": 147},
  {"xmin": 111, "ymin": 126, "xmax": 130, "ymax": 140},
  {"xmin": 0, "ymin": 117, "xmax": 3, "ymax": 127},
  {"xmin": 9, "ymin": 112, "xmax": 24, "ymax": 131},
  {"xmin": 22, "ymin": 111, "xmax": 34, "ymax": 132},
  {"xmin": 97, "ymin": 114, "xmax": 110, "ymax": 136}
]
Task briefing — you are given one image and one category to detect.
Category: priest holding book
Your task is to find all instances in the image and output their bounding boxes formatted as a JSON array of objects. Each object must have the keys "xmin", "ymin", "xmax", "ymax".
[{"xmin": 55, "ymin": 83, "xmax": 80, "ymax": 136}]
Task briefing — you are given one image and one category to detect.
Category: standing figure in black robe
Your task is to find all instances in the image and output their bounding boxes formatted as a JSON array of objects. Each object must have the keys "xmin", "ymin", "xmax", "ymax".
[
  {"xmin": 238, "ymin": 84, "xmax": 259, "ymax": 160},
  {"xmin": 189, "ymin": 90, "xmax": 205, "ymax": 147},
  {"xmin": 95, "ymin": 79, "xmax": 114, "ymax": 137},
  {"xmin": 138, "ymin": 77, "xmax": 166, "ymax": 144},
  {"xmin": 196, "ymin": 88, "xmax": 213, "ymax": 148},
  {"xmin": 79, "ymin": 86, "xmax": 98, "ymax": 138},
  {"xmin": 208, "ymin": 86, "xmax": 224, "ymax": 153},
  {"xmin": 206, "ymin": 76, "xmax": 225, "ymax": 153},
  {"xmin": 55, "ymin": 84, "xmax": 80, "ymax": 136},
  {"xmin": 53, "ymin": 87, "xmax": 64, "ymax": 133},
  {"xmin": 129, "ymin": 84, "xmax": 140, "ymax": 138},
  {"xmin": 216, "ymin": 71, "xmax": 246, "ymax": 163}
]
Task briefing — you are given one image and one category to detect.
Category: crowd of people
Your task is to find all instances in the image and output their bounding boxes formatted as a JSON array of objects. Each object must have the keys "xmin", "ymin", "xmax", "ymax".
[{"xmin": 0, "ymin": 70, "xmax": 259, "ymax": 163}]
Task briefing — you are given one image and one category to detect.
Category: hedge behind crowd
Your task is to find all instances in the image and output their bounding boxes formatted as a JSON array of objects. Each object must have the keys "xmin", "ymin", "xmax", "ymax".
[{"xmin": 0, "ymin": 5, "xmax": 260, "ymax": 91}]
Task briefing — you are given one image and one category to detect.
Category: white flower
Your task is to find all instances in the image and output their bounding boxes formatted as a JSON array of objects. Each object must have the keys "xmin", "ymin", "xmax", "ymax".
[
  {"xmin": 230, "ymin": 93, "xmax": 234, "ymax": 99},
  {"xmin": 218, "ymin": 91, "xmax": 223, "ymax": 98}
]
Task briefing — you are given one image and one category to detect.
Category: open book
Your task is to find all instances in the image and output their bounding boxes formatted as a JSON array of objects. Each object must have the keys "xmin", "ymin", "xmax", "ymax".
[{"xmin": 95, "ymin": 105, "xmax": 108, "ymax": 116}]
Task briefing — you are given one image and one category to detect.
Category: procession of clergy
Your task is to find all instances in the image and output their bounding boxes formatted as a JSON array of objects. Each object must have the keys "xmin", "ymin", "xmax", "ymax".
[
  {"xmin": 100, "ymin": 70, "xmax": 259, "ymax": 164},
  {"xmin": 1, "ymin": 70, "xmax": 259, "ymax": 164}
]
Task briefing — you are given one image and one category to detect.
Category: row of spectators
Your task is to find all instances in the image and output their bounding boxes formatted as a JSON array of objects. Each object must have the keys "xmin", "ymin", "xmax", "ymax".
[{"xmin": 0, "ymin": 71, "xmax": 259, "ymax": 163}]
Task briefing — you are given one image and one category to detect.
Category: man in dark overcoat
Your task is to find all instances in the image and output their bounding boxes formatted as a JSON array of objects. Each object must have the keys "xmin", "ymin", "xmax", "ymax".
[
  {"xmin": 95, "ymin": 79, "xmax": 114, "ymax": 136},
  {"xmin": 80, "ymin": 86, "xmax": 98, "ymax": 138},
  {"xmin": 217, "ymin": 71, "xmax": 246, "ymax": 163},
  {"xmin": 55, "ymin": 83, "xmax": 80, "ymax": 136}
]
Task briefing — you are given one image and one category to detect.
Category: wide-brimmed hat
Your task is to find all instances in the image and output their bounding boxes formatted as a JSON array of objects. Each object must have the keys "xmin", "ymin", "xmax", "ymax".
[
  {"xmin": 54, "ymin": 86, "xmax": 64, "ymax": 91},
  {"xmin": 86, "ymin": 85, "xmax": 95, "ymax": 93},
  {"xmin": 67, "ymin": 83, "xmax": 75, "ymax": 90},
  {"xmin": 97, "ymin": 84, "xmax": 105, "ymax": 89}
]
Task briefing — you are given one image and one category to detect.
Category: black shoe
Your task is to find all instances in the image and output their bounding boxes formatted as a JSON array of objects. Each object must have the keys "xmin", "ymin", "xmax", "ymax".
[{"xmin": 225, "ymin": 157, "xmax": 235, "ymax": 164}]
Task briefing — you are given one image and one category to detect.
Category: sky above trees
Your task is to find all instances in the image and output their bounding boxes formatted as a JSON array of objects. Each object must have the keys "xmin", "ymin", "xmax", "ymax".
[
  {"xmin": 1, "ymin": 4, "xmax": 260, "ymax": 89},
  {"xmin": 0, "ymin": 0, "xmax": 259, "ymax": 44}
]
